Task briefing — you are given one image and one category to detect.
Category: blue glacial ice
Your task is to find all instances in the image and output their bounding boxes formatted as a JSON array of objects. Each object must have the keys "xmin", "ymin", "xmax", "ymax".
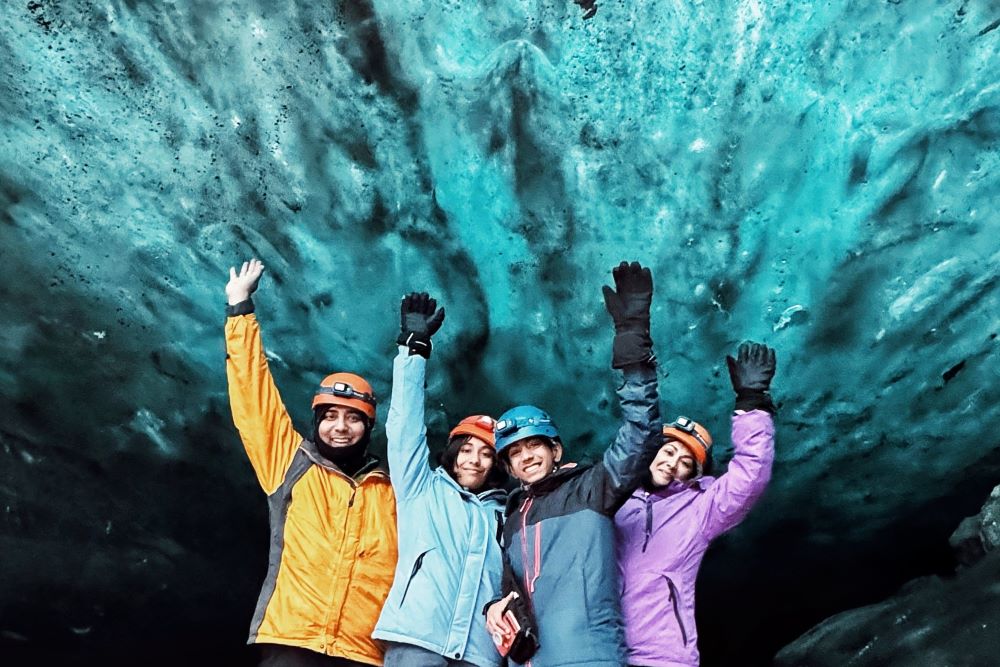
[{"xmin": 0, "ymin": 1, "xmax": 998, "ymax": 663}]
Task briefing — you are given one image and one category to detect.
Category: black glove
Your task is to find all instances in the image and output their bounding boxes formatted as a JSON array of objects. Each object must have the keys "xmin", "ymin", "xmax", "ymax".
[
  {"xmin": 397, "ymin": 292, "xmax": 445, "ymax": 358},
  {"xmin": 574, "ymin": 0, "xmax": 598, "ymax": 19},
  {"xmin": 602, "ymin": 261, "xmax": 654, "ymax": 369},
  {"xmin": 726, "ymin": 342, "xmax": 777, "ymax": 414}
]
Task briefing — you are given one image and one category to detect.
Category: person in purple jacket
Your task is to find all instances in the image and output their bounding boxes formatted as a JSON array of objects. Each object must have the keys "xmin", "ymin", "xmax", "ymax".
[{"xmin": 614, "ymin": 341, "xmax": 777, "ymax": 667}]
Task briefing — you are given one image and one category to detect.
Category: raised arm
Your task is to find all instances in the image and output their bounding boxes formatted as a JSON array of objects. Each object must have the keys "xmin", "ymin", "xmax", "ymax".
[
  {"xmin": 385, "ymin": 292, "xmax": 445, "ymax": 500},
  {"xmin": 597, "ymin": 262, "xmax": 662, "ymax": 510},
  {"xmin": 701, "ymin": 342, "xmax": 777, "ymax": 540},
  {"xmin": 224, "ymin": 259, "xmax": 302, "ymax": 494}
]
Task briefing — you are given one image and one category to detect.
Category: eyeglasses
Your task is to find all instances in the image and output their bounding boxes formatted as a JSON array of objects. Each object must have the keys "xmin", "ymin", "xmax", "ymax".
[
  {"xmin": 668, "ymin": 416, "xmax": 710, "ymax": 450},
  {"xmin": 316, "ymin": 381, "xmax": 376, "ymax": 406},
  {"xmin": 495, "ymin": 415, "xmax": 552, "ymax": 436}
]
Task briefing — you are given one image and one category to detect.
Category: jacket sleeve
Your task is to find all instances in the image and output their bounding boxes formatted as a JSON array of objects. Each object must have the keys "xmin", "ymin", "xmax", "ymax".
[
  {"xmin": 483, "ymin": 549, "xmax": 522, "ymax": 617},
  {"xmin": 699, "ymin": 409, "xmax": 775, "ymax": 541},
  {"xmin": 385, "ymin": 346, "xmax": 435, "ymax": 500},
  {"xmin": 225, "ymin": 313, "xmax": 303, "ymax": 495},
  {"xmin": 592, "ymin": 362, "xmax": 661, "ymax": 514}
]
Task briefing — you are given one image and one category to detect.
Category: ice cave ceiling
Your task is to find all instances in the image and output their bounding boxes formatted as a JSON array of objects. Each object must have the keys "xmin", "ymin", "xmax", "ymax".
[{"xmin": 1, "ymin": 1, "xmax": 998, "ymax": 664}]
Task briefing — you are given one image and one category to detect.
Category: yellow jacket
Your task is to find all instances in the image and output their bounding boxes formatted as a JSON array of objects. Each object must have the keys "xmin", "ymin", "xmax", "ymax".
[{"xmin": 225, "ymin": 313, "xmax": 397, "ymax": 665}]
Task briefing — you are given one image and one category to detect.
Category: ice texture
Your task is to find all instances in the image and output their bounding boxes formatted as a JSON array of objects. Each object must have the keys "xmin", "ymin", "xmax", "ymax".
[{"xmin": 1, "ymin": 1, "xmax": 998, "ymax": 664}]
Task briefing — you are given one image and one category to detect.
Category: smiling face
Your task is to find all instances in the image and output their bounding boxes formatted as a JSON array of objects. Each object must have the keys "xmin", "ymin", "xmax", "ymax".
[
  {"xmin": 648, "ymin": 438, "xmax": 697, "ymax": 487},
  {"xmin": 504, "ymin": 436, "xmax": 562, "ymax": 485},
  {"xmin": 316, "ymin": 405, "xmax": 367, "ymax": 448},
  {"xmin": 451, "ymin": 436, "xmax": 496, "ymax": 491}
]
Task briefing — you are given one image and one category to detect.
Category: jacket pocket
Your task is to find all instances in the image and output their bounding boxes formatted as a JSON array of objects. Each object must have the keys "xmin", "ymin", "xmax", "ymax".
[
  {"xmin": 399, "ymin": 548, "xmax": 432, "ymax": 608},
  {"xmin": 663, "ymin": 574, "xmax": 689, "ymax": 646}
]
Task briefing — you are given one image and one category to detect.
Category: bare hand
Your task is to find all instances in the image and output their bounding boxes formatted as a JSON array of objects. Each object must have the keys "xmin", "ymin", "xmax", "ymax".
[
  {"xmin": 485, "ymin": 592, "xmax": 517, "ymax": 638},
  {"xmin": 226, "ymin": 259, "xmax": 265, "ymax": 306}
]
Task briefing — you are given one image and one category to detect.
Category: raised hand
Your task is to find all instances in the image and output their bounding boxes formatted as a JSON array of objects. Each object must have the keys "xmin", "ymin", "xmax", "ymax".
[
  {"xmin": 226, "ymin": 259, "xmax": 265, "ymax": 306},
  {"xmin": 602, "ymin": 261, "xmax": 654, "ymax": 368},
  {"xmin": 726, "ymin": 342, "xmax": 777, "ymax": 413},
  {"xmin": 396, "ymin": 292, "xmax": 445, "ymax": 359}
]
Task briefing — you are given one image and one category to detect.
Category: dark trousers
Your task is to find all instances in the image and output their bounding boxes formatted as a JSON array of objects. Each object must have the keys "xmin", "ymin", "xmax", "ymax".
[
  {"xmin": 258, "ymin": 644, "xmax": 373, "ymax": 667},
  {"xmin": 382, "ymin": 641, "xmax": 480, "ymax": 667}
]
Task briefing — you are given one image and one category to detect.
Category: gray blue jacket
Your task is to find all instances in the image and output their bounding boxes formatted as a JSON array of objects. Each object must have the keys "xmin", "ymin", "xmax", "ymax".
[
  {"xmin": 501, "ymin": 363, "xmax": 661, "ymax": 667},
  {"xmin": 372, "ymin": 349, "xmax": 506, "ymax": 667}
]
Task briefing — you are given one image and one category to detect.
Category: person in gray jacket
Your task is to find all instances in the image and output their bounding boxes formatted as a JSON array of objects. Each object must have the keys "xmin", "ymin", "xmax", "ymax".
[{"xmin": 485, "ymin": 262, "xmax": 663, "ymax": 667}]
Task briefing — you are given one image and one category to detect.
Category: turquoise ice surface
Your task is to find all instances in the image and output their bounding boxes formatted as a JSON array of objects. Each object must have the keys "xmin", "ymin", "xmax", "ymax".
[{"xmin": 0, "ymin": 1, "xmax": 998, "ymax": 664}]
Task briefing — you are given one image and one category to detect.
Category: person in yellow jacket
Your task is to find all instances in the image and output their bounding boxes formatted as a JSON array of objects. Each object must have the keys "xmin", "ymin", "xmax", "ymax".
[{"xmin": 225, "ymin": 258, "xmax": 398, "ymax": 667}]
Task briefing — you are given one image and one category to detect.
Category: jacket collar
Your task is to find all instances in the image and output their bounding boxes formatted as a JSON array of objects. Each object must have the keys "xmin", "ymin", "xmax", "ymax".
[
  {"xmin": 302, "ymin": 438, "xmax": 386, "ymax": 479},
  {"xmin": 434, "ymin": 466, "xmax": 508, "ymax": 504},
  {"xmin": 507, "ymin": 462, "xmax": 590, "ymax": 512},
  {"xmin": 634, "ymin": 475, "xmax": 714, "ymax": 501}
]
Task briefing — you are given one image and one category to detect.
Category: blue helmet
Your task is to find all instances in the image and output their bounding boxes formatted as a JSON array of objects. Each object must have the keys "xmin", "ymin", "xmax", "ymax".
[{"xmin": 494, "ymin": 405, "xmax": 560, "ymax": 455}]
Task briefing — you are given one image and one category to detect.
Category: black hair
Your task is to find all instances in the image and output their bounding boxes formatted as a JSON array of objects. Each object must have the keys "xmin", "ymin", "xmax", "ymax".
[
  {"xmin": 702, "ymin": 454, "xmax": 715, "ymax": 477},
  {"xmin": 438, "ymin": 434, "xmax": 507, "ymax": 491},
  {"xmin": 496, "ymin": 436, "xmax": 562, "ymax": 468}
]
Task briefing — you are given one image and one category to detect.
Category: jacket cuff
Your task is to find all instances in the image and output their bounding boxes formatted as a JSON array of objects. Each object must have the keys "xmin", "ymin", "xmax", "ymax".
[
  {"xmin": 619, "ymin": 358, "xmax": 658, "ymax": 379},
  {"xmin": 396, "ymin": 331, "xmax": 432, "ymax": 358},
  {"xmin": 610, "ymin": 330, "xmax": 654, "ymax": 369},
  {"xmin": 226, "ymin": 298, "xmax": 255, "ymax": 317}
]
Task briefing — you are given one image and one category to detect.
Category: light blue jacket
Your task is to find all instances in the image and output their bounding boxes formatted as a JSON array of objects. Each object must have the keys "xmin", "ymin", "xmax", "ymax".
[{"xmin": 372, "ymin": 349, "xmax": 506, "ymax": 667}]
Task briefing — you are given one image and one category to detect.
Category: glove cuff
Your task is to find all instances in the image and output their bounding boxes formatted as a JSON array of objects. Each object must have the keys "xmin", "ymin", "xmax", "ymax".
[
  {"xmin": 397, "ymin": 331, "xmax": 432, "ymax": 359},
  {"xmin": 614, "ymin": 316, "xmax": 651, "ymax": 334},
  {"xmin": 611, "ymin": 330, "xmax": 654, "ymax": 369},
  {"xmin": 734, "ymin": 390, "xmax": 776, "ymax": 415},
  {"xmin": 226, "ymin": 298, "xmax": 255, "ymax": 317}
]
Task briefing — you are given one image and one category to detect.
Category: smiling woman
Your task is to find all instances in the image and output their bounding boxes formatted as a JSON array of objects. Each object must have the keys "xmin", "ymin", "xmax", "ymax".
[
  {"xmin": 372, "ymin": 292, "xmax": 509, "ymax": 667},
  {"xmin": 438, "ymin": 422, "xmax": 506, "ymax": 492},
  {"xmin": 615, "ymin": 343, "xmax": 777, "ymax": 667}
]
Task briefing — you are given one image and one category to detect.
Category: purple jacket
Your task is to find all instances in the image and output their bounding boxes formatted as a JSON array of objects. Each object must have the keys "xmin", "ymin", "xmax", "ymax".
[{"xmin": 614, "ymin": 409, "xmax": 775, "ymax": 667}]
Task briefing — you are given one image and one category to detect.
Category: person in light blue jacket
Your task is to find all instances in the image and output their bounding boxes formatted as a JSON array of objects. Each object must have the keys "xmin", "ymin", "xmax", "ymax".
[{"xmin": 373, "ymin": 292, "xmax": 508, "ymax": 667}]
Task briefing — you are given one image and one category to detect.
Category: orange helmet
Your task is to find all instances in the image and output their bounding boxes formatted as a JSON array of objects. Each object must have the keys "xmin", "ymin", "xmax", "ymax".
[
  {"xmin": 312, "ymin": 372, "xmax": 376, "ymax": 421},
  {"xmin": 449, "ymin": 415, "xmax": 496, "ymax": 448},
  {"xmin": 662, "ymin": 416, "xmax": 713, "ymax": 469}
]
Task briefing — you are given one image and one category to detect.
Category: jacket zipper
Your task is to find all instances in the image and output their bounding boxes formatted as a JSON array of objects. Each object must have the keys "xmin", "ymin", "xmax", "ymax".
[
  {"xmin": 667, "ymin": 577, "xmax": 688, "ymax": 645},
  {"xmin": 399, "ymin": 550, "xmax": 430, "ymax": 607},
  {"xmin": 519, "ymin": 497, "xmax": 542, "ymax": 594},
  {"xmin": 518, "ymin": 496, "xmax": 540, "ymax": 667},
  {"xmin": 324, "ymin": 466, "xmax": 385, "ymax": 639},
  {"xmin": 642, "ymin": 495, "xmax": 653, "ymax": 553}
]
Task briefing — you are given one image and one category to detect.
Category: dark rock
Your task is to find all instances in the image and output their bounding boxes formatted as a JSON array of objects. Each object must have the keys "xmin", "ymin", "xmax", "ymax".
[
  {"xmin": 980, "ymin": 485, "xmax": 1000, "ymax": 552},
  {"xmin": 949, "ymin": 514, "xmax": 986, "ymax": 568},
  {"xmin": 776, "ymin": 484, "xmax": 1000, "ymax": 665}
]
